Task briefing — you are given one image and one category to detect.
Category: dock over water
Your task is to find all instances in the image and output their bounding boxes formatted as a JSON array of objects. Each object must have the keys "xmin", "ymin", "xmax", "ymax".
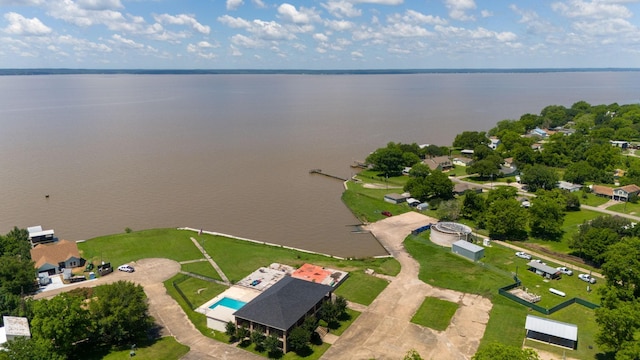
[{"xmin": 309, "ymin": 169, "xmax": 349, "ymax": 182}]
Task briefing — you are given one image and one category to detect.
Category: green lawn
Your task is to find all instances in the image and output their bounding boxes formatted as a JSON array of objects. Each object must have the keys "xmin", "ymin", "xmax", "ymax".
[
  {"xmin": 411, "ymin": 297, "xmax": 459, "ymax": 331},
  {"xmin": 342, "ymin": 183, "xmax": 411, "ymax": 223},
  {"xmin": 404, "ymin": 234, "xmax": 603, "ymax": 359},
  {"xmin": 580, "ymin": 193, "xmax": 611, "ymax": 207},
  {"xmin": 607, "ymin": 200, "xmax": 640, "ymax": 215},
  {"xmin": 100, "ymin": 336, "xmax": 189, "ymax": 360},
  {"xmin": 333, "ymin": 271, "xmax": 390, "ymax": 306},
  {"xmin": 526, "ymin": 209, "xmax": 602, "ymax": 254},
  {"xmin": 78, "ymin": 228, "xmax": 202, "ymax": 268},
  {"xmin": 172, "ymin": 274, "xmax": 229, "ymax": 308},
  {"xmin": 180, "ymin": 260, "xmax": 222, "ymax": 280}
]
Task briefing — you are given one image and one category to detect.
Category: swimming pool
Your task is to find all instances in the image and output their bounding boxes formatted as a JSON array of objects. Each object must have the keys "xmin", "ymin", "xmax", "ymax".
[{"xmin": 209, "ymin": 297, "xmax": 247, "ymax": 311}]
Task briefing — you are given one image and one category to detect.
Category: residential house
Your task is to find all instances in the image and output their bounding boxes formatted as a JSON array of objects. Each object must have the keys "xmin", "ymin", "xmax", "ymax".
[
  {"xmin": 460, "ymin": 149, "xmax": 474, "ymax": 156},
  {"xmin": 590, "ymin": 184, "xmax": 640, "ymax": 202},
  {"xmin": 531, "ymin": 128, "xmax": 549, "ymax": 138},
  {"xmin": 613, "ymin": 184, "xmax": 640, "ymax": 201},
  {"xmin": 453, "ymin": 183, "xmax": 482, "ymax": 195},
  {"xmin": 557, "ymin": 181, "xmax": 582, "ymax": 193},
  {"xmin": 610, "ymin": 140, "xmax": 629, "ymax": 149},
  {"xmin": 423, "ymin": 156, "xmax": 452, "ymax": 171},
  {"xmin": 30, "ymin": 239, "xmax": 84, "ymax": 275},
  {"xmin": 233, "ymin": 276, "xmax": 333, "ymax": 352},
  {"xmin": 488, "ymin": 137, "xmax": 501, "ymax": 150},
  {"xmin": 453, "ymin": 157, "xmax": 473, "ymax": 167}
]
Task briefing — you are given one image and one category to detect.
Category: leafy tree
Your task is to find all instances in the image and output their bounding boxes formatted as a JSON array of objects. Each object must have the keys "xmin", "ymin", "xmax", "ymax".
[
  {"xmin": 529, "ymin": 195, "xmax": 565, "ymax": 240},
  {"xmin": 563, "ymin": 161, "xmax": 596, "ymax": 184},
  {"xmin": 519, "ymin": 113, "xmax": 542, "ymax": 132},
  {"xmin": 569, "ymin": 216, "xmax": 634, "ymax": 265},
  {"xmin": 595, "ymin": 301, "xmax": 640, "ymax": 353},
  {"xmin": 453, "ymin": 131, "xmax": 488, "ymax": 149},
  {"xmin": 236, "ymin": 326, "xmax": 250, "ymax": 342},
  {"xmin": 408, "ymin": 163, "xmax": 430, "ymax": 178},
  {"xmin": 319, "ymin": 300, "xmax": 340, "ymax": 325},
  {"xmin": 466, "ymin": 159, "xmax": 499, "ymax": 179},
  {"xmin": 1, "ymin": 227, "xmax": 31, "ymax": 259},
  {"xmin": 436, "ymin": 199, "xmax": 462, "ymax": 221},
  {"xmin": 1, "ymin": 337, "xmax": 64, "ymax": 360},
  {"xmin": 225, "ymin": 321, "xmax": 237, "ymax": 341},
  {"xmin": 403, "ymin": 152, "xmax": 421, "ymax": 167},
  {"xmin": 489, "ymin": 120, "xmax": 525, "ymax": 137},
  {"xmin": 585, "ymin": 143, "xmax": 620, "ymax": 170},
  {"xmin": 302, "ymin": 315, "xmax": 318, "ymax": 334},
  {"xmin": 600, "ymin": 237, "xmax": 640, "ymax": 300},
  {"xmin": 288, "ymin": 326, "xmax": 311, "ymax": 354},
  {"xmin": 89, "ymin": 280, "xmax": 154, "ymax": 346},
  {"xmin": 422, "ymin": 144, "xmax": 448, "ymax": 157},
  {"xmin": 462, "ymin": 190, "xmax": 486, "ymax": 221},
  {"xmin": 0, "ymin": 255, "xmax": 38, "ymax": 296},
  {"xmin": 540, "ymin": 104, "xmax": 569, "ymax": 128},
  {"xmin": 251, "ymin": 330, "xmax": 266, "ymax": 351},
  {"xmin": 521, "ymin": 164, "xmax": 559, "ymax": 192},
  {"xmin": 404, "ymin": 170, "xmax": 453, "ymax": 201},
  {"xmin": 486, "ymin": 186, "xmax": 518, "ymax": 204},
  {"xmin": 472, "ymin": 343, "xmax": 540, "ymax": 360},
  {"xmin": 403, "ymin": 349, "xmax": 424, "ymax": 360},
  {"xmin": 512, "ymin": 145, "xmax": 537, "ymax": 168},
  {"xmin": 485, "ymin": 198, "xmax": 528, "ymax": 240},
  {"xmin": 335, "ymin": 296, "xmax": 348, "ymax": 316},
  {"xmin": 264, "ymin": 333, "xmax": 281, "ymax": 356},
  {"xmin": 30, "ymin": 292, "xmax": 91, "ymax": 358},
  {"xmin": 365, "ymin": 144, "xmax": 404, "ymax": 177}
]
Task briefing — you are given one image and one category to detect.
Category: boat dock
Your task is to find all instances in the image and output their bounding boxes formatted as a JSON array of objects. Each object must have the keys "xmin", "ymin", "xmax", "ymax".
[{"xmin": 309, "ymin": 169, "xmax": 349, "ymax": 182}]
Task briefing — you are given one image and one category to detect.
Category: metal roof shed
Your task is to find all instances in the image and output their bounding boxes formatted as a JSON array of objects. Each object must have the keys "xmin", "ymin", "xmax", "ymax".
[
  {"xmin": 525, "ymin": 315, "xmax": 578, "ymax": 349},
  {"xmin": 527, "ymin": 261, "xmax": 562, "ymax": 279},
  {"xmin": 451, "ymin": 240, "xmax": 484, "ymax": 262}
]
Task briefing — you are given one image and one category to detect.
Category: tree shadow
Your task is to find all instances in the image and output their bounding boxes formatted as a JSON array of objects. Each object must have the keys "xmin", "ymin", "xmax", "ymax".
[
  {"xmin": 267, "ymin": 349, "xmax": 283, "ymax": 359},
  {"xmin": 293, "ymin": 344, "xmax": 313, "ymax": 357}
]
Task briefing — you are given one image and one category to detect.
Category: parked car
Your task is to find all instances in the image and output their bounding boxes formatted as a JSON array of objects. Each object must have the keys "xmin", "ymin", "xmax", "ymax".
[
  {"xmin": 515, "ymin": 251, "xmax": 532, "ymax": 260},
  {"xmin": 578, "ymin": 273, "xmax": 596, "ymax": 284},
  {"xmin": 381, "ymin": 211, "xmax": 393, "ymax": 217},
  {"xmin": 557, "ymin": 267, "xmax": 573, "ymax": 276},
  {"xmin": 118, "ymin": 264, "xmax": 135, "ymax": 273},
  {"xmin": 532, "ymin": 259, "xmax": 546, "ymax": 265}
]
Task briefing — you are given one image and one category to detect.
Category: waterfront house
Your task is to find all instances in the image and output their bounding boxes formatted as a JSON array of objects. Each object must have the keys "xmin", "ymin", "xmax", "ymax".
[
  {"xmin": 453, "ymin": 157, "xmax": 473, "ymax": 167},
  {"xmin": 610, "ymin": 140, "xmax": 629, "ymax": 149},
  {"xmin": 557, "ymin": 181, "xmax": 582, "ymax": 192},
  {"xmin": 233, "ymin": 276, "xmax": 333, "ymax": 352},
  {"xmin": 423, "ymin": 156, "xmax": 452, "ymax": 171},
  {"xmin": 27, "ymin": 225, "xmax": 56, "ymax": 247},
  {"xmin": 591, "ymin": 184, "xmax": 640, "ymax": 202},
  {"xmin": 30, "ymin": 239, "xmax": 84, "ymax": 275}
]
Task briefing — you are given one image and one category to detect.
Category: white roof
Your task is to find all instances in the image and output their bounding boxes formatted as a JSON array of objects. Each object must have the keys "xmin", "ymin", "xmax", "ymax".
[
  {"xmin": 525, "ymin": 315, "xmax": 577, "ymax": 341},
  {"xmin": 452, "ymin": 240, "xmax": 483, "ymax": 253},
  {"xmin": 2, "ymin": 316, "xmax": 30, "ymax": 337},
  {"xmin": 0, "ymin": 327, "xmax": 6, "ymax": 345},
  {"xmin": 27, "ymin": 225, "xmax": 43, "ymax": 234}
]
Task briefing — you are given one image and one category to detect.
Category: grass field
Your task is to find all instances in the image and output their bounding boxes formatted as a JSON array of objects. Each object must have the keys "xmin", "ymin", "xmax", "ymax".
[
  {"xmin": 333, "ymin": 271, "xmax": 390, "ymax": 306},
  {"xmin": 180, "ymin": 260, "xmax": 222, "ymax": 280},
  {"xmin": 99, "ymin": 336, "xmax": 189, "ymax": 360},
  {"xmin": 404, "ymin": 234, "xmax": 603, "ymax": 358},
  {"xmin": 411, "ymin": 297, "xmax": 458, "ymax": 331},
  {"xmin": 607, "ymin": 200, "xmax": 640, "ymax": 215}
]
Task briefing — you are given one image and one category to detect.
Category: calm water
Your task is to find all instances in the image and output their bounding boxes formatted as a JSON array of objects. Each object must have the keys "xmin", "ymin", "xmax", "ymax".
[{"xmin": 1, "ymin": 72, "xmax": 639, "ymax": 257}]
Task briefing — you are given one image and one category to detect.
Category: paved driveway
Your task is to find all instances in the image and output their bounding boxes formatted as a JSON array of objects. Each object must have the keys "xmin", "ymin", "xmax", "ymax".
[{"xmin": 321, "ymin": 212, "xmax": 492, "ymax": 360}]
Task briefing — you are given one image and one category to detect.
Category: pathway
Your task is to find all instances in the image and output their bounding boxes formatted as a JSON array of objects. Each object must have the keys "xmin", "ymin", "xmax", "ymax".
[
  {"xmin": 190, "ymin": 237, "xmax": 230, "ymax": 285},
  {"xmin": 321, "ymin": 212, "xmax": 493, "ymax": 360}
]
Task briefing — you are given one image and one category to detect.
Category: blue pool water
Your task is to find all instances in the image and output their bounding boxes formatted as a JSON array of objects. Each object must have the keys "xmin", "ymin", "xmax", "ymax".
[{"xmin": 209, "ymin": 297, "xmax": 246, "ymax": 311}]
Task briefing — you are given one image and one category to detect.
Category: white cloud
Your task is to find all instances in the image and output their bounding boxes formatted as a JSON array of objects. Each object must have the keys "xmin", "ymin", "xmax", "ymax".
[
  {"xmin": 552, "ymin": 0, "xmax": 632, "ymax": 19},
  {"xmin": 77, "ymin": 0, "xmax": 123, "ymax": 10},
  {"xmin": 218, "ymin": 15, "xmax": 252, "ymax": 28},
  {"xmin": 324, "ymin": 19, "xmax": 355, "ymax": 31},
  {"xmin": 252, "ymin": 0, "xmax": 266, "ymax": 8},
  {"xmin": 153, "ymin": 14, "xmax": 210, "ymax": 34},
  {"xmin": 445, "ymin": 0, "xmax": 476, "ymax": 21},
  {"xmin": 510, "ymin": 4, "xmax": 557, "ymax": 35},
  {"xmin": 573, "ymin": 18, "xmax": 637, "ymax": 36},
  {"xmin": 3, "ymin": 12, "xmax": 52, "ymax": 36},
  {"xmin": 351, "ymin": 50, "xmax": 363, "ymax": 57},
  {"xmin": 480, "ymin": 10, "xmax": 492, "ymax": 18},
  {"xmin": 387, "ymin": 10, "xmax": 447, "ymax": 26},
  {"xmin": 230, "ymin": 45, "xmax": 242, "ymax": 56},
  {"xmin": 230, "ymin": 33, "xmax": 262, "ymax": 48},
  {"xmin": 351, "ymin": 0, "xmax": 402, "ymax": 4},
  {"xmin": 277, "ymin": 3, "xmax": 321, "ymax": 24},
  {"xmin": 322, "ymin": 1, "xmax": 362, "ymax": 18},
  {"xmin": 226, "ymin": 0, "xmax": 243, "ymax": 11},
  {"xmin": 110, "ymin": 34, "xmax": 144, "ymax": 49},
  {"xmin": 0, "ymin": 0, "xmax": 44, "ymax": 4},
  {"xmin": 313, "ymin": 33, "xmax": 329, "ymax": 42},
  {"xmin": 197, "ymin": 41, "xmax": 215, "ymax": 48}
]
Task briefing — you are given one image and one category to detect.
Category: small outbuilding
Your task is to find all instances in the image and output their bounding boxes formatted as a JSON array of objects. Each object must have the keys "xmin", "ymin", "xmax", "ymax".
[
  {"xmin": 0, "ymin": 316, "xmax": 31, "ymax": 346},
  {"xmin": 525, "ymin": 315, "xmax": 578, "ymax": 349},
  {"xmin": 527, "ymin": 260, "xmax": 561, "ymax": 279},
  {"xmin": 384, "ymin": 193, "xmax": 409, "ymax": 204},
  {"xmin": 451, "ymin": 240, "xmax": 484, "ymax": 262}
]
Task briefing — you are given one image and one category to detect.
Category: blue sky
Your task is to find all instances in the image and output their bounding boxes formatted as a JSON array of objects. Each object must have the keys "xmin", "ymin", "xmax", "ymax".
[{"xmin": 1, "ymin": 0, "xmax": 639, "ymax": 69}]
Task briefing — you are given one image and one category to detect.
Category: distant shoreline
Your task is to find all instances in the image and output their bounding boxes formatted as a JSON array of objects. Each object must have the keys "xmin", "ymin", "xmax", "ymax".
[{"xmin": 1, "ymin": 68, "xmax": 640, "ymax": 76}]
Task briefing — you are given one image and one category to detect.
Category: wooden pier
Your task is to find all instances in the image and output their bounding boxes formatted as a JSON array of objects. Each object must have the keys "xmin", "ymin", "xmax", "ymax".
[{"xmin": 309, "ymin": 169, "xmax": 349, "ymax": 181}]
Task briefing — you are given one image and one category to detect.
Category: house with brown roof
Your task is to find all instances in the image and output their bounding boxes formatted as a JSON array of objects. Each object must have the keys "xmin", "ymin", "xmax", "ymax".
[
  {"xmin": 423, "ymin": 156, "xmax": 453, "ymax": 171},
  {"xmin": 591, "ymin": 184, "xmax": 640, "ymax": 202},
  {"xmin": 30, "ymin": 239, "xmax": 84, "ymax": 275}
]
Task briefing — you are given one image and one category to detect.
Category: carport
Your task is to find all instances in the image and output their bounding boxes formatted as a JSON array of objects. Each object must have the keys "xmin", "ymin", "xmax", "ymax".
[{"xmin": 525, "ymin": 315, "xmax": 578, "ymax": 349}]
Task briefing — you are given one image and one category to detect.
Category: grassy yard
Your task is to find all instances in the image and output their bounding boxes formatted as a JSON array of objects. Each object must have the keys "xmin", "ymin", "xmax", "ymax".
[
  {"xmin": 607, "ymin": 200, "xmax": 640, "ymax": 215},
  {"xmin": 404, "ymin": 234, "xmax": 603, "ymax": 359},
  {"xmin": 526, "ymin": 209, "xmax": 602, "ymax": 255},
  {"xmin": 180, "ymin": 260, "xmax": 222, "ymax": 280},
  {"xmin": 333, "ymin": 271, "xmax": 390, "ymax": 306},
  {"xmin": 580, "ymin": 193, "xmax": 611, "ymax": 207},
  {"xmin": 78, "ymin": 228, "xmax": 202, "ymax": 268},
  {"xmin": 411, "ymin": 297, "xmax": 458, "ymax": 331},
  {"xmin": 100, "ymin": 337, "xmax": 189, "ymax": 360}
]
